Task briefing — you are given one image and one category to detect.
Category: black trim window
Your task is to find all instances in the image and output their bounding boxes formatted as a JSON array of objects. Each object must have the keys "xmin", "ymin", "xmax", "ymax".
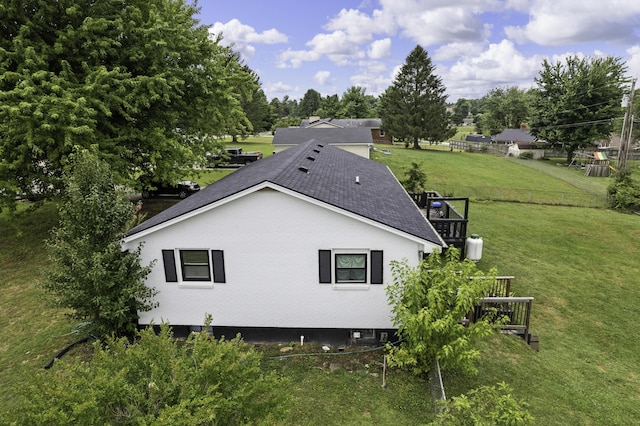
[
  {"xmin": 335, "ymin": 254, "xmax": 367, "ymax": 283},
  {"xmin": 319, "ymin": 250, "xmax": 383, "ymax": 285},
  {"xmin": 180, "ymin": 250, "xmax": 211, "ymax": 281}
]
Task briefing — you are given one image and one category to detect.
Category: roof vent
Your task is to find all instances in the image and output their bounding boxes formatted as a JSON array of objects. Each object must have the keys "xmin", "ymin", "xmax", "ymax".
[
  {"xmin": 355, "ymin": 176, "xmax": 360, "ymax": 184},
  {"xmin": 317, "ymin": 144, "xmax": 324, "ymax": 148},
  {"xmin": 306, "ymin": 156, "xmax": 316, "ymax": 161},
  {"xmin": 313, "ymin": 149, "xmax": 320, "ymax": 153},
  {"xmin": 298, "ymin": 166, "xmax": 309, "ymax": 173}
]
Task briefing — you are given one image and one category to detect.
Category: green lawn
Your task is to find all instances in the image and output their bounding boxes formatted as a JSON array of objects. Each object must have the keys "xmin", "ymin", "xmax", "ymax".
[
  {"xmin": 1, "ymin": 140, "xmax": 639, "ymax": 424},
  {"xmin": 372, "ymin": 144, "xmax": 612, "ymax": 207}
]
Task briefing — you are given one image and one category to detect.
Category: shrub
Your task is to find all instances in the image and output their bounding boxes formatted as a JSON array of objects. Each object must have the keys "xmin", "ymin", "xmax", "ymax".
[
  {"xmin": 607, "ymin": 172, "xmax": 640, "ymax": 212},
  {"xmin": 19, "ymin": 319, "xmax": 289, "ymax": 425},
  {"xmin": 518, "ymin": 151, "xmax": 534, "ymax": 160},
  {"xmin": 432, "ymin": 382, "xmax": 534, "ymax": 425}
]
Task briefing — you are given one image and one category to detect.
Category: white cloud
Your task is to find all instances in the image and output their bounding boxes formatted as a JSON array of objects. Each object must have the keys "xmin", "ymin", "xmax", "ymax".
[
  {"xmin": 445, "ymin": 39, "xmax": 543, "ymax": 99},
  {"xmin": 377, "ymin": 0, "xmax": 499, "ymax": 47},
  {"xmin": 368, "ymin": 38, "xmax": 392, "ymax": 59},
  {"xmin": 264, "ymin": 81, "xmax": 293, "ymax": 95},
  {"xmin": 627, "ymin": 46, "xmax": 640, "ymax": 80},
  {"xmin": 210, "ymin": 19, "xmax": 287, "ymax": 60},
  {"xmin": 505, "ymin": 0, "xmax": 640, "ymax": 46},
  {"xmin": 277, "ymin": 48, "xmax": 322, "ymax": 69},
  {"xmin": 314, "ymin": 70, "xmax": 331, "ymax": 85}
]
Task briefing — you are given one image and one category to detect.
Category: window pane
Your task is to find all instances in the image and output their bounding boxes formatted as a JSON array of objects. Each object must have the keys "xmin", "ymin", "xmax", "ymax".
[
  {"xmin": 182, "ymin": 250, "xmax": 208, "ymax": 264},
  {"xmin": 335, "ymin": 253, "xmax": 366, "ymax": 283},
  {"xmin": 180, "ymin": 250, "xmax": 211, "ymax": 281},
  {"xmin": 184, "ymin": 265, "xmax": 210, "ymax": 280},
  {"xmin": 336, "ymin": 254, "xmax": 366, "ymax": 268}
]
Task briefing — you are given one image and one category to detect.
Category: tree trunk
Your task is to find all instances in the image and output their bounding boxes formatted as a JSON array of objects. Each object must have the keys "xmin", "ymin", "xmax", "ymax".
[
  {"xmin": 413, "ymin": 136, "xmax": 420, "ymax": 149},
  {"xmin": 566, "ymin": 146, "xmax": 575, "ymax": 164}
]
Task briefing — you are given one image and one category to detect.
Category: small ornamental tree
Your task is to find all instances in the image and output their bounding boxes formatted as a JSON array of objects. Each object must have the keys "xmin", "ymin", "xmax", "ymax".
[
  {"xmin": 401, "ymin": 161, "xmax": 428, "ymax": 193},
  {"xmin": 386, "ymin": 248, "xmax": 500, "ymax": 376},
  {"xmin": 42, "ymin": 147, "xmax": 157, "ymax": 337},
  {"xmin": 20, "ymin": 318, "xmax": 289, "ymax": 424}
]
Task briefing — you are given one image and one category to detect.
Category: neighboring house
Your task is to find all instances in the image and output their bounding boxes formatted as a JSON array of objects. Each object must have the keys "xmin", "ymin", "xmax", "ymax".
[
  {"xmin": 300, "ymin": 117, "xmax": 392, "ymax": 145},
  {"xmin": 494, "ymin": 128, "xmax": 547, "ymax": 159},
  {"xmin": 123, "ymin": 139, "xmax": 446, "ymax": 344},
  {"xmin": 465, "ymin": 134, "xmax": 492, "ymax": 143},
  {"xmin": 272, "ymin": 127, "xmax": 373, "ymax": 158},
  {"xmin": 493, "ymin": 128, "xmax": 537, "ymax": 145}
]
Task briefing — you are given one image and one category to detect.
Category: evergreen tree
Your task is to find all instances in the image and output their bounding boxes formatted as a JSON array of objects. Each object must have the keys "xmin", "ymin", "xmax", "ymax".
[
  {"xmin": 42, "ymin": 147, "xmax": 156, "ymax": 337},
  {"xmin": 529, "ymin": 55, "xmax": 626, "ymax": 162},
  {"xmin": 380, "ymin": 45, "xmax": 454, "ymax": 148},
  {"xmin": 298, "ymin": 89, "xmax": 322, "ymax": 118}
]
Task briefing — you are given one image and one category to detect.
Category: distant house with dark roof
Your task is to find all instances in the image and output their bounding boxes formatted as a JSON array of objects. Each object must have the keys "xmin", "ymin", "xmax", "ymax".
[
  {"xmin": 465, "ymin": 134, "xmax": 492, "ymax": 143},
  {"xmin": 300, "ymin": 117, "xmax": 391, "ymax": 145},
  {"xmin": 493, "ymin": 128, "xmax": 537, "ymax": 145},
  {"xmin": 494, "ymin": 128, "xmax": 548, "ymax": 159},
  {"xmin": 272, "ymin": 127, "xmax": 373, "ymax": 158},
  {"xmin": 123, "ymin": 139, "xmax": 445, "ymax": 344}
]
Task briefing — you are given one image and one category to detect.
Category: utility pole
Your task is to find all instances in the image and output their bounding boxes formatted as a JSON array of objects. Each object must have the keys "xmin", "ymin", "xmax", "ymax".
[{"xmin": 617, "ymin": 78, "xmax": 636, "ymax": 175}]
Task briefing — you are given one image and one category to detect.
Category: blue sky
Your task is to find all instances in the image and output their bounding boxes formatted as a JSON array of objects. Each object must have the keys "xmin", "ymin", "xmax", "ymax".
[{"xmin": 195, "ymin": 0, "xmax": 640, "ymax": 103}]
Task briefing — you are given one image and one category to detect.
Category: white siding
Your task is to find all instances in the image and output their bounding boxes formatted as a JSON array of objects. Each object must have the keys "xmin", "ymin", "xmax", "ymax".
[
  {"xmin": 125, "ymin": 189, "xmax": 435, "ymax": 329},
  {"xmin": 272, "ymin": 144, "xmax": 370, "ymax": 158}
]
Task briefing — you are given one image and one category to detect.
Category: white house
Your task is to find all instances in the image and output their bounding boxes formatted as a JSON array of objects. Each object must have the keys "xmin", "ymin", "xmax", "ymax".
[{"xmin": 124, "ymin": 139, "xmax": 446, "ymax": 344}]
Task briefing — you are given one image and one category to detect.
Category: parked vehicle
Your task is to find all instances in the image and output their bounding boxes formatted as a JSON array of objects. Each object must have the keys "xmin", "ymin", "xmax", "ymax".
[
  {"xmin": 141, "ymin": 180, "xmax": 200, "ymax": 199},
  {"xmin": 209, "ymin": 147, "xmax": 263, "ymax": 167}
]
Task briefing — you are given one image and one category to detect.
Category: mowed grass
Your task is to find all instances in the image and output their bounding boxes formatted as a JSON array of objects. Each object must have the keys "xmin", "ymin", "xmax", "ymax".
[
  {"xmin": 1, "ymin": 138, "xmax": 639, "ymax": 424},
  {"xmin": 371, "ymin": 144, "xmax": 613, "ymax": 206},
  {"xmin": 448, "ymin": 202, "xmax": 640, "ymax": 425}
]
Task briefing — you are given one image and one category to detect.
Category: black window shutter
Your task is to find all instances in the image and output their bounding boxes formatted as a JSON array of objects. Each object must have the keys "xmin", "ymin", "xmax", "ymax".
[
  {"xmin": 162, "ymin": 250, "xmax": 178, "ymax": 282},
  {"xmin": 211, "ymin": 250, "xmax": 226, "ymax": 283},
  {"xmin": 319, "ymin": 250, "xmax": 331, "ymax": 283},
  {"xmin": 370, "ymin": 250, "xmax": 383, "ymax": 284}
]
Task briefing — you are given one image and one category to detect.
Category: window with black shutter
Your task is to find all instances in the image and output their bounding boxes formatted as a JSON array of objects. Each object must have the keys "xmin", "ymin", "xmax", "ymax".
[{"xmin": 162, "ymin": 250, "xmax": 178, "ymax": 282}]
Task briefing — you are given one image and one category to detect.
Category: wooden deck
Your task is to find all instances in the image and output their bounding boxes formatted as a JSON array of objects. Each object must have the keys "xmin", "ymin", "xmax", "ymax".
[{"xmin": 410, "ymin": 191, "xmax": 469, "ymax": 254}]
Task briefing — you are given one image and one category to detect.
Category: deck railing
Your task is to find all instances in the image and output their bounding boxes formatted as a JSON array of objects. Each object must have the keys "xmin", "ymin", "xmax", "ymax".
[
  {"xmin": 470, "ymin": 296, "xmax": 534, "ymax": 341},
  {"xmin": 410, "ymin": 191, "xmax": 470, "ymax": 254}
]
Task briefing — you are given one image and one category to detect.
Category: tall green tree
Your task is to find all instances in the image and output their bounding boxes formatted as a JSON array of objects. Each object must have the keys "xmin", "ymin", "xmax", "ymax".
[
  {"xmin": 243, "ymin": 86, "xmax": 273, "ymax": 135},
  {"xmin": 379, "ymin": 45, "xmax": 454, "ymax": 148},
  {"xmin": 42, "ymin": 147, "xmax": 156, "ymax": 337},
  {"xmin": 477, "ymin": 87, "xmax": 532, "ymax": 135},
  {"xmin": 298, "ymin": 89, "xmax": 322, "ymax": 118},
  {"xmin": 529, "ymin": 55, "xmax": 626, "ymax": 162},
  {"xmin": 386, "ymin": 249, "xmax": 499, "ymax": 376},
  {"xmin": 316, "ymin": 94, "xmax": 341, "ymax": 118},
  {"xmin": 20, "ymin": 320, "xmax": 288, "ymax": 424},
  {"xmin": 452, "ymin": 98, "xmax": 471, "ymax": 125},
  {"xmin": 0, "ymin": 0, "xmax": 246, "ymax": 205},
  {"xmin": 339, "ymin": 86, "xmax": 374, "ymax": 118},
  {"xmin": 224, "ymin": 59, "xmax": 263, "ymax": 142}
]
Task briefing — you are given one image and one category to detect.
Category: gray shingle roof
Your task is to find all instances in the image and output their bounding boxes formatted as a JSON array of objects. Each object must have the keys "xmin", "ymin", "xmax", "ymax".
[
  {"xmin": 272, "ymin": 127, "xmax": 373, "ymax": 146},
  {"xmin": 493, "ymin": 128, "xmax": 537, "ymax": 143},
  {"xmin": 126, "ymin": 140, "xmax": 443, "ymax": 246}
]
